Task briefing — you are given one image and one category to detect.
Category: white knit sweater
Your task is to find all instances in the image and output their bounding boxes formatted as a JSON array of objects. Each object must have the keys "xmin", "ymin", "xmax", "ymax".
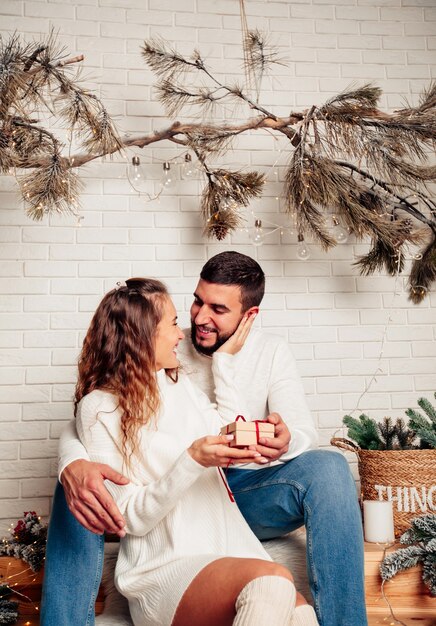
[
  {"xmin": 177, "ymin": 328, "xmax": 318, "ymax": 468},
  {"xmin": 59, "ymin": 328, "xmax": 317, "ymax": 476},
  {"xmin": 75, "ymin": 362, "xmax": 270, "ymax": 626}
]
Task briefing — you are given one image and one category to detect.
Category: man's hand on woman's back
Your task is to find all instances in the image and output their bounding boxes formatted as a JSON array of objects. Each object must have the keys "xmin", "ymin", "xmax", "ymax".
[{"xmin": 61, "ymin": 459, "xmax": 128, "ymax": 537}]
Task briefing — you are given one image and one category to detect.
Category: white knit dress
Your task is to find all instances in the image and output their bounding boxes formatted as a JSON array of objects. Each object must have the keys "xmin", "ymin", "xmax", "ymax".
[{"xmin": 75, "ymin": 363, "xmax": 271, "ymax": 626}]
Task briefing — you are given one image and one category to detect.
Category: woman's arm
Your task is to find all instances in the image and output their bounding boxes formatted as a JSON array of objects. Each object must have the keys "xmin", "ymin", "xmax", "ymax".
[
  {"xmin": 76, "ymin": 393, "xmax": 206, "ymax": 536},
  {"xmin": 76, "ymin": 392, "xmax": 260, "ymax": 535}
]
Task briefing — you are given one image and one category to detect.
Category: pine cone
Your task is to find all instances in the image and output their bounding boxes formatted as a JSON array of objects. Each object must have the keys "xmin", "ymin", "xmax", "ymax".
[{"xmin": 205, "ymin": 210, "xmax": 232, "ymax": 240}]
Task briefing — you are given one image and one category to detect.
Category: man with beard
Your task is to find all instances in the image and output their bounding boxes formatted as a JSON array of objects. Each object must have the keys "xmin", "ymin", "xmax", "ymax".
[{"xmin": 42, "ymin": 252, "xmax": 367, "ymax": 626}]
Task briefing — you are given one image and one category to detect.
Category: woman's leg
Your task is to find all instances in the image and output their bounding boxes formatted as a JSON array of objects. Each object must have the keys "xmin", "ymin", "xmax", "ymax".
[{"xmin": 172, "ymin": 557, "xmax": 311, "ymax": 626}]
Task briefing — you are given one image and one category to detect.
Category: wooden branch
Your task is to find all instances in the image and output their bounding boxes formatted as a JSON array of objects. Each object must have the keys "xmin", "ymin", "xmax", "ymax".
[
  {"xmin": 14, "ymin": 114, "xmax": 302, "ymax": 169},
  {"xmin": 24, "ymin": 54, "xmax": 84, "ymax": 77}
]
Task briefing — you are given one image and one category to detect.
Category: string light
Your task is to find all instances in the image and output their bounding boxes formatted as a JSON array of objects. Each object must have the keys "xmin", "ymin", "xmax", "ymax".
[
  {"xmin": 130, "ymin": 155, "xmax": 145, "ymax": 184},
  {"xmin": 296, "ymin": 233, "xmax": 311, "ymax": 260},
  {"xmin": 181, "ymin": 153, "xmax": 197, "ymax": 179},
  {"xmin": 161, "ymin": 161, "xmax": 176, "ymax": 189},
  {"xmin": 251, "ymin": 219, "xmax": 264, "ymax": 246},
  {"xmin": 0, "ymin": 513, "xmax": 46, "ymax": 622},
  {"xmin": 331, "ymin": 215, "xmax": 349, "ymax": 244}
]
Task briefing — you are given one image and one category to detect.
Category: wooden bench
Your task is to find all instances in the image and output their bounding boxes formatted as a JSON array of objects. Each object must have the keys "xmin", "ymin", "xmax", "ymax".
[{"xmin": 3, "ymin": 539, "xmax": 436, "ymax": 626}]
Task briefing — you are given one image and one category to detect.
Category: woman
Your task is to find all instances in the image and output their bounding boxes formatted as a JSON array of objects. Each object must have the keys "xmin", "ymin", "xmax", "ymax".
[{"xmin": 74, "ymin": 278, "xmax": 318, "ymax": 626}]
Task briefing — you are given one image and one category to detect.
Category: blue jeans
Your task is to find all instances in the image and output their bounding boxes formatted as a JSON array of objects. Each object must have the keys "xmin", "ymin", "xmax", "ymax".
[
  {"xmin": 40, "ymin": 481, "xmax": 104, "ymax": 626},
  {"xmin": 41, "ymin": 452, "xmax": 366, "ymax": 626},
  {"xmin": 226, "ymin": 450, "xmax": 368, "ymax": 626}
]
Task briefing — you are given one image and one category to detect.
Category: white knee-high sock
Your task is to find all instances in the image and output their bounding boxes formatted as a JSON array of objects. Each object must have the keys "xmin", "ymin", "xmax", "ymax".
[
  {"xmin": 233, "ymin": 575, "xmax": 296, "ymax": 626},
  {"xmin": 290, "ymin": 604, "xmax": 319, "ymax": 626}
]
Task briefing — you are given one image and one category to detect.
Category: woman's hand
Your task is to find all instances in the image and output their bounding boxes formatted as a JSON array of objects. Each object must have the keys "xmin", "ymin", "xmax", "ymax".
[
  {"xmin": 216, "ymin": 312, "xmax": 257, "ymax": 356},
  {"xmin": 188, "ymin": 434, "xmax": 264, "ymax": 467}
]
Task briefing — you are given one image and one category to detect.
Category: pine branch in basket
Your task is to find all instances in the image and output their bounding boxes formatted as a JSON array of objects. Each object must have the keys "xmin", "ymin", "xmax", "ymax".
[
  {"xmin": 342, "ymin": 413, "xmax": 381, "ymax": 450},
  {"xmin": 405, "ymin": 391, "xmax": 436, "ymax": 449}
]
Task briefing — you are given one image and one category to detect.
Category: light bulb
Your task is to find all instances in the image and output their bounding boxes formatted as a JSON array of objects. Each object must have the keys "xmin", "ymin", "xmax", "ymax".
[
  {"xmin": 332, "ymin": 216, "xmax": 348, "ymax": 244},
  {"xmin": 296, "ymin": 234, "xmax": 311, "ymax": 260},
  {"xmin": 130, "ymin": 155, "xmax": 145, "ymax": 184},
  {"xmin": 161, "ymin": 161, "xmax": 176, "ymax": 189},
  {"xmin": 251, "ymin": 219, "xmax": 264, "ymax": 247},
  {"xmin": 181, "ymin": 153, "xmax": 196, "ymax": 179}
]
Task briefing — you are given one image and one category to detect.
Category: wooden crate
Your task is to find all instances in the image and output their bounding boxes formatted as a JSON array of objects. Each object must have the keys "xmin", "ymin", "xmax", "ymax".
[
  {"xmin": 4, "ymin": 546, "xmax": 436, "ymax": 624},
  {"xmin": 364, "ymin": 542, "xmax": 436, "ymax": 620},
  {"xmin": 0, "ymin": 556, "xmax": 43, "ymax": 617},
  {"xmin": 0, "ymin": 556, "xmax": 104, "ymax": 617}
]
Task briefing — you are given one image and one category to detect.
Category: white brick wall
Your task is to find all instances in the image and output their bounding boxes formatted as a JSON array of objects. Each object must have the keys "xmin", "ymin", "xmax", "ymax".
[{"xmin": 0, "ymin": 0, "xmax": 435, "ymax": 529}]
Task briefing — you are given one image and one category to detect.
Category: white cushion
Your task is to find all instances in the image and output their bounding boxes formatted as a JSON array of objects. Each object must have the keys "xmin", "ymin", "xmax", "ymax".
[{"xmin": 96, "ymin": 531, "xmax": 311, "ymax": 624}]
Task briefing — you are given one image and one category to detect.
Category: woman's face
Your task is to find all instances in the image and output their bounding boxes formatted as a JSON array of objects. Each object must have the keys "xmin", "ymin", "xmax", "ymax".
[{"xmin": 154, "ymin": 297, "xmax": 185, "ymax": 371}]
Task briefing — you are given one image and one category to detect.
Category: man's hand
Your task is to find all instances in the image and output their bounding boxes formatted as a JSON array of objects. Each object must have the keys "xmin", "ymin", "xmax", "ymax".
[
  {"xmin": 249, "ymin": 413, "xmax": 291, "ymax": 463},
  {"xmin": 61, "ymin": 459, "xmax": 129, "ymax": 537}
]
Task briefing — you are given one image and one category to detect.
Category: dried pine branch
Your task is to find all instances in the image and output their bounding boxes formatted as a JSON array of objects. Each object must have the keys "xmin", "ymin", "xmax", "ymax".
[
  {"xmin": 321, "ymin": 83, "xmax": 382, "ymax": 111},
  {"xmin": 155, "ymin": 79, "xmax": 227, "ymax": 118},
  {"xmin": 356, "ymin": 237, "xmax": 405, "ymax": 276},
  {"xmin": 141, "ymin": 39, "xmax": 205, "ymax": 81},
  {"xmin": 185, "ymin": 126, "xmax": 242, "ymax": 154},
  {"xmin": 201, "ymin": 169, "xmax": 264, "ymax": 239},
  {"xmin": 243, "ymin": 29, "xmax": 285, "ymax": 95},
  {"xmin": 0, "ymin": 31, "xmax": 121, "ymax": 216},
  {"xmin": 58, "ymin": 87, "xmax": 122, "ymax": 155},
  {"xmin": 18, "ymin": 153, "xmax": 82, "ymax": 220},
  {"xmin": 1, "ymin": 31, "xmax": 436, "ymax": 300},
  {"xmin": 408, "ymin": 235, "xmax": 436, "ymax": 303}
]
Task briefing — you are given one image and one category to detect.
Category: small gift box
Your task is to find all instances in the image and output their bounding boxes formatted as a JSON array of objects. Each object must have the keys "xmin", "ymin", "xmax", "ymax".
[{"xmin": 220, "ymin": 415, "xmax": 275, "ymax": 448}]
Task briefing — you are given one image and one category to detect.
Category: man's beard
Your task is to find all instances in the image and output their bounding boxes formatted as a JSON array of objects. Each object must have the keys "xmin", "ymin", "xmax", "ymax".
[{"xmin": 190, "ymin": 322, "xmax": 234, "ymax": 356}]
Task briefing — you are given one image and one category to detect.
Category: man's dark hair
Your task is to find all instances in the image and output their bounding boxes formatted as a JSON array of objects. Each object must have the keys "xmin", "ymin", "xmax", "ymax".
[{"xmin": 200, "ymin": 251, "xmax": 265, "ymax": 310}]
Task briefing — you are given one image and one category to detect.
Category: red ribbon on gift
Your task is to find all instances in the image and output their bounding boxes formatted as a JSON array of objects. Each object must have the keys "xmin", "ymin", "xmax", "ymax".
[
  {"xmin": 225, "ymin": 415, "xmax": 269, "ymax": 444},
  {"xmin": 219, "ymin": 416, "xmax": 271, "ymax": 502}
]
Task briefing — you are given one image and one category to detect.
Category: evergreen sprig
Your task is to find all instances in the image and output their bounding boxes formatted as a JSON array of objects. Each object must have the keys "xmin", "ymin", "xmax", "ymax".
[
  {"xmin": 0, "ymin": 583, "xmax": 18, "ymax": 625},
  {"xmin": 342, "ymin": 395, "xmax": 436, "ymax": 450},
  {"xmin": 0, "ymin": 511, "xmax": 47, "ymax": 573},
  {"xmin": 343, "ymin": 414, "xmax": 418, "ymax": 450},
  {"xmin": 405, "ymin": 392, "xmax": 436, "ymax": 449},
  {"xmin": 342, "ymin": 413, "xmax": 381, "ymax": 450},
  {"xmin": 0, "ymin": 584, "xmax": 18, "ymax": 625},
  {"xmin": 380, "ymin": 514, "xmax": 436, "ymax": 596}
]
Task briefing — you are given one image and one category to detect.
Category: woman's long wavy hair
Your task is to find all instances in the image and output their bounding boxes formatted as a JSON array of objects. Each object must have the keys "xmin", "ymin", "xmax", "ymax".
[{"xmin": 74, "ymin": 278, "xmax": 172, "ymax": 466}]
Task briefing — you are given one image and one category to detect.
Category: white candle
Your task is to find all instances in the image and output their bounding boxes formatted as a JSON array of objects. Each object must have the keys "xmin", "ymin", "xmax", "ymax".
[{"xmin": 363, "ymin": 500, "xmax": 395, "ymax": 543}]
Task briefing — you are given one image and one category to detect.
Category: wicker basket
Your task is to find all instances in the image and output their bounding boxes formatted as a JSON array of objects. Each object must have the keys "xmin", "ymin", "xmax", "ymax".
[{"xmin": 331, "ymin": 437, "xmax": 436, "ymax": 537}]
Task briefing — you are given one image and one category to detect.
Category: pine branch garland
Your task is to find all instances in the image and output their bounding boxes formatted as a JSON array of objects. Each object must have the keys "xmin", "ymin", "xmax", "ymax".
[
  {"xmin": 380, "ymin": 514, "xmax": 436, "ymax": 596},
  {"xmin": 1, "ymin": 31, "xmax": 436, "ymax": 299}
]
